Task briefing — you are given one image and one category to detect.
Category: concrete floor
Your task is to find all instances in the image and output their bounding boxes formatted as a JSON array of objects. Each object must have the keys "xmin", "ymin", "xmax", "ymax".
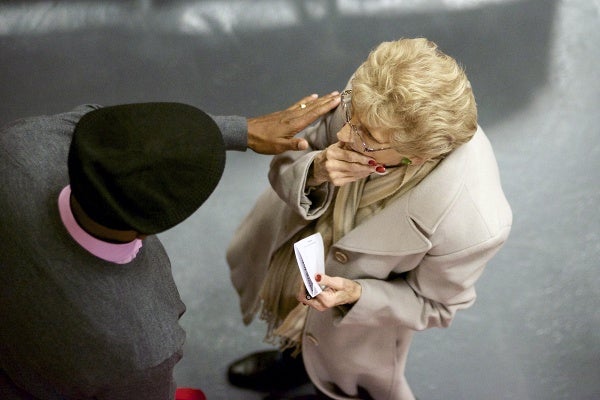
[{"xmin": 1, "ymin": 0, "xmax": 599, "ymax": 399}]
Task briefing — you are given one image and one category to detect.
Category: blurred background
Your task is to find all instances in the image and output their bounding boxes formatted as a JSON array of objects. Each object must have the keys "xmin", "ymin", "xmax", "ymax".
[{"xmin": 1, "ymin": 0, "xmax": 598, "ymax": 399}]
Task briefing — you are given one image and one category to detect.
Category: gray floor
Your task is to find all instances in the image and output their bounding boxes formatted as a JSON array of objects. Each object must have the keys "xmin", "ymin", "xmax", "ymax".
[{"xmin": 1, "ymin": 0, "xmax": 599, "ymax": 399}]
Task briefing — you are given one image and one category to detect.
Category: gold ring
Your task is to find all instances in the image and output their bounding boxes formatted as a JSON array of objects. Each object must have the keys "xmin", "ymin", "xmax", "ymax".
[{"xmin": 299, "ymin": 103, "xmax": 307, "ymax": 109}]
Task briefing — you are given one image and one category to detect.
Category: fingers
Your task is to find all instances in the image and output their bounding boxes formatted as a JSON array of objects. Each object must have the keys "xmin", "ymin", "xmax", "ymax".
[
  {"xmin": 303, "ymin": 92, "xmax": 341, "ymax": 116},
  {"xmin": 315, "ymin": 273, "xmax": 345, "ymax": 292},
  {"xmin": 290, "ymin": 92, "xmax": 340, "ymax": 112},
  {"xmin": 288, "ymin": 94, "xmax": 319, "ymax": 111},
  {"xmin": 316, "ymin": 164, "xmax": 373, "ymax": 186},
  {"xmin": 296, "ymin": 282, "xmax": 312, "ymax": 302},
  {"xmin": 287, "ymin": 92, "xmax": 341, "ymax": 132},
  {"xmin": 316, "ymin": 143, "xmax": 376, "ymax": 186},
  {"xmin": 315, "ymin": 273, "xmax": 332, "ymax": 288},
  {"xmin": 295, "ymin": 137, "xmax": 309, "ymax": 151},
  {"xmin": 299, "ymin": 273, "xmax": 360, "ymax": 311}
]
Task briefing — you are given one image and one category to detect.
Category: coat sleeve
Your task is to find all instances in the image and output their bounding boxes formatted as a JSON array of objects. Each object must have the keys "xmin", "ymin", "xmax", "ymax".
[
  {"xmin": 210, "ymin": 115, "xmax": 248, "ymax": 151},
  {"xmin": 267, "ymin": 103, "xmax": 346, "ymax": 219}
]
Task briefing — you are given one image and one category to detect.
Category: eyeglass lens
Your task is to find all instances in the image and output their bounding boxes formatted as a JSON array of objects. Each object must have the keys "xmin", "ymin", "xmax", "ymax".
[
  {"xmin": 341, "ymin": 89, "xmax": 353, "ymax": 123},
  {"xmin": 341, "ymin": 90, "xmax": 369, "ymax": 151}
]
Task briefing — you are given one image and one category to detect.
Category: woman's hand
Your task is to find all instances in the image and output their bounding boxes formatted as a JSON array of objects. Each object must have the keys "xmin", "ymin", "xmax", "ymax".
[
  {"xmin": 298, "ymin": 273, "xmax": 362, "ymax": 311},
  {"xmin": 308, "ymin": 142, "xmax": 376, "ymax": 186}
]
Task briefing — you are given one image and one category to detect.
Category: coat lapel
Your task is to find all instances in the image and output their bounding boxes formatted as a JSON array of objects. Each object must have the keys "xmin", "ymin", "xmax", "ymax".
[{"xmin": 333, "ymin": 128, "xmax": 475, "ymax": 257}]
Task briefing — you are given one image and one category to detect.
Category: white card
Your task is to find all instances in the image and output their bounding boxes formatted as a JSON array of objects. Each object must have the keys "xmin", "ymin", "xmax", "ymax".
[{"xmin": 294, "ymin": 232, "xmax": 325, "ymax": 299}]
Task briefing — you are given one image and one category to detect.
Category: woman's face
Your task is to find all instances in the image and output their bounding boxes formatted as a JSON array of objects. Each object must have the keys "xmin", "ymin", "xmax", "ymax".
[{"xmin": 337, "ymin": 115, "xmax": 407, "ymax": 167}]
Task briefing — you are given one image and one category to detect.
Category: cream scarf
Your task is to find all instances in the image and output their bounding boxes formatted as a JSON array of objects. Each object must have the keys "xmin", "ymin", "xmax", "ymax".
[{"xmin": 258, "ymin": 159, "xmax": 439, "ymax": 354}]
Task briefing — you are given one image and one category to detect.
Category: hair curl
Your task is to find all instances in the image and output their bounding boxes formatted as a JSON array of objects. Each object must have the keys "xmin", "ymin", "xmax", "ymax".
[{"xmin": 351, "ymin": 38, "xmax": 477, "ymax": 160}]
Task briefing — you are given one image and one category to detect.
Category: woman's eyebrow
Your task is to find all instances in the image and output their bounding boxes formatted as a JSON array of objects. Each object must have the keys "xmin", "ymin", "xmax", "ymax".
[
  {"xmin": 362, "ymin": 124, "xmax": 388, "ymax": 144},
  {"xmin": 355, "ymin": 116, "xmax": 387, "ymax": 144}
]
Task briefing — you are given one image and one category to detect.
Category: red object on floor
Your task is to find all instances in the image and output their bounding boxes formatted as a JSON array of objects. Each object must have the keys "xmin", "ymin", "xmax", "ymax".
[{"xmin": 175, "ymin": 387, "xmax": 207, "ymax": 400}]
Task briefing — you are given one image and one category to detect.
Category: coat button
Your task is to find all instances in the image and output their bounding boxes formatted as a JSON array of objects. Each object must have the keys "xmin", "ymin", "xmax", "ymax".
[
  {"xmin": 305, "ymin": 333, "xmax": 319, "ymax": 346},
  {"xmin": 334, "ymin": 250, "xmax": 348, "ymax": 264}
]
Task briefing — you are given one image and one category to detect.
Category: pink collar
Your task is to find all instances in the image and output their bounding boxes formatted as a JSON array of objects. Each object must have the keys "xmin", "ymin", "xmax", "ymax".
[{"xmin": 58, "ymin": 185, "xmax": 143, "ymax": 264}]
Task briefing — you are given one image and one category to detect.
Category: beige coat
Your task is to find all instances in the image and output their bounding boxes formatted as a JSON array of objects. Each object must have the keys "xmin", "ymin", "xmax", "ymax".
[{"xmin": 227, "ymin": 101, "xmax": 512, "ymax": 400}]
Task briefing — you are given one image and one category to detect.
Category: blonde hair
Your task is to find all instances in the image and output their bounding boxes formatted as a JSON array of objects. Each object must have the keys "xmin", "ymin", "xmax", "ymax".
[{"xmin": 352, "ymin": 38, "xmax": 477, "ymax": 160}]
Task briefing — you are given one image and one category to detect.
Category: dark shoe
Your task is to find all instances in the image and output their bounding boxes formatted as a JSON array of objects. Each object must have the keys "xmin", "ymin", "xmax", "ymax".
[{"xmin": 227, "ymin": 349, "xmax": 309, "ymax": 391}]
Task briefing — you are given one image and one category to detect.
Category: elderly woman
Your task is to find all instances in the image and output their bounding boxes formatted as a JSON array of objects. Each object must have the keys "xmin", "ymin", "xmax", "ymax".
[{"xmin": 227, "ymin": 38, "xmax": 512, "ymax": 400}]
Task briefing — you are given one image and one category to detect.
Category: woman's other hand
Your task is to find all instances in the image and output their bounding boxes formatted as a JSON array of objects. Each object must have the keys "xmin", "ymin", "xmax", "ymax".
[
  {"xmin": 298, "ymin": 273, "xmax": 362, "ymax": 311},
  {"xmin": 308, "ymin": 142, "xmax": 376, "ymax": 186}
]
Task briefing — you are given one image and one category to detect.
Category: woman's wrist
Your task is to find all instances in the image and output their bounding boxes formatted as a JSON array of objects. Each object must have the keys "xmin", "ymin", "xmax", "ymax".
[{"xmin": 307, "ymin": 151, "xmax": 327, "ymax": 186}]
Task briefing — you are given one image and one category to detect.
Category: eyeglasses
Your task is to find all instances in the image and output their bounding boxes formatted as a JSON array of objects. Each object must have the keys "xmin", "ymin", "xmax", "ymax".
[{"xmin": 341, "ymin": 89, "xmax": 392, "ymax": 153}]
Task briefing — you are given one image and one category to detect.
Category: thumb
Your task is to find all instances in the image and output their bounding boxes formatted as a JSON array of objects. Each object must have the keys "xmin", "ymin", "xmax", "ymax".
[
  {"xmin": 315, "ymin": 273, "xmax": 336, "ymax": 289},
  {"xmin": 286, "ymin": 137, "xmax": 308, "ymax": 151}
]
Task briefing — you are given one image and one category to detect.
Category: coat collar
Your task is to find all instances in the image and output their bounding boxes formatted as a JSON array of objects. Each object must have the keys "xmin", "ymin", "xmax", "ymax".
[{"xmin": 334, "ymin": 128, "xmax": 481, "ymax": 256}]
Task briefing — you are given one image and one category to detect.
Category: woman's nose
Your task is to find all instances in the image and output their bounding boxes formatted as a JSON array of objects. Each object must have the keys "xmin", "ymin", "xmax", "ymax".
[{"xmin": 337, "ymin": 123, "xmax": 353, "ymax": 143}]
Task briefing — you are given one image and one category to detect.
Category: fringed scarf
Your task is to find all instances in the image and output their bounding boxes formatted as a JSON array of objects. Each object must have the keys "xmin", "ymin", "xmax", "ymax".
[{"xmin": 258, "ymin": 159, "xmax": 440, "ymax": 355}]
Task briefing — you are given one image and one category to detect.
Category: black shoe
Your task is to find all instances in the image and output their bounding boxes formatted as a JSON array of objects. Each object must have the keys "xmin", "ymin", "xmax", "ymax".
[{"xmin": 227, "ymin": 349, "xmax": 310, "ymax": 392}]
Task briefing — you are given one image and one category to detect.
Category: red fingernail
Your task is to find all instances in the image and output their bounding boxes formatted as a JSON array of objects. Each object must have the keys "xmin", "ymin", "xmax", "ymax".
[
  {"xmin": 368, "ymin": 160, "xmax": 377, "ymax": 166},
  {"xmin": 315, "ymin": 274, "xmax": 322, "ymax": 282},
  {"xmin": 376, "ymin": 166, "xmax": 385, "ymax": 173}
]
